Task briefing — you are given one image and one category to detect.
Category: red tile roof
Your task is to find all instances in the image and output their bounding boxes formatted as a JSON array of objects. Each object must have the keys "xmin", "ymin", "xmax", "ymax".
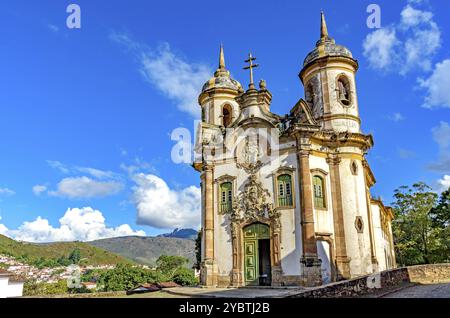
[
  {"xmin": 0, "ymin": 269, "xmax": 13, "ymax": 276},
  {"xmin": 158, "ymin": 282, "xmax": 180, "ymax": 288}
]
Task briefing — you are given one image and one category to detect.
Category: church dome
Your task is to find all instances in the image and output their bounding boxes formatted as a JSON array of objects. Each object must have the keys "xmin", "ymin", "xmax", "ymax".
[
  {"xmin": 201, "ymin": 45, "xmax": 243, "ymax": 93},
  {"xmin": 303, "ymin": 40, "xmax": 353, "ymax": 67},
  {"xmin": 303, "ymin": 12, "xmax": 355, "ymax": 68},
  {"xmin": 201, "ymin": 71, "xmax": 242, "ymax": 93}
]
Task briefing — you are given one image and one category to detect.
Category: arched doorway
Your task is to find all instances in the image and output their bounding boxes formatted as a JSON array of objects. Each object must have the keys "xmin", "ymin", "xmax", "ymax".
[{"xmin": 243, "ymin": 223, "xmax": 272, "ymax": 286}]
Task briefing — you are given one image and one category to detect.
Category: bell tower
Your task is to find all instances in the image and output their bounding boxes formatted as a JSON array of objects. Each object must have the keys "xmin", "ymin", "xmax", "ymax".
[
  {"xmin": 198, "ymin": 45, "xmax": 243, "ymax": 128},
  {"xmin": 299, "ymin": 12, "xmax": 361, "ymax": 133}
]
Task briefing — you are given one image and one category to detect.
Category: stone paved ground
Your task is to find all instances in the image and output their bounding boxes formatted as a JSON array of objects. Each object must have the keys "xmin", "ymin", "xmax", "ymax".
[
  {"xmin": 381, "ymin": 283, "xmax": 450, "ymax": 298},
  {"xmin": 165, "ymin": 286, "xmax": 307, "ymax": 298}
]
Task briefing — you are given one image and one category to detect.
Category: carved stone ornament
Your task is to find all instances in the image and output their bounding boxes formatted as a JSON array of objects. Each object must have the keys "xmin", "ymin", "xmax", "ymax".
[{"xmin": 229, "ymin": 174, "xmax": 280, "ymax": 224}]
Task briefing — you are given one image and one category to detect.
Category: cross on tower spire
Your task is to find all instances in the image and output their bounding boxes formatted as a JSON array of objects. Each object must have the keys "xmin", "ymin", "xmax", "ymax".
[{"xmin": 243, "ymin": 53, "xmax": 259, "ymax": 89}]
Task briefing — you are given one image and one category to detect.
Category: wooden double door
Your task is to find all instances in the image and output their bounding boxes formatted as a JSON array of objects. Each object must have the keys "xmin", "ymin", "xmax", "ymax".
[{"xmin": 244, "ymin": 223, "xmax": 272, "ymax": 286}]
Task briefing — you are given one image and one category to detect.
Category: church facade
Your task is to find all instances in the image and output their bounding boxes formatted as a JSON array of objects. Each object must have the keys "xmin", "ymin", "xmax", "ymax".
[{"xmin": 193, "ymin": 13, "xmax": 396, "ymax": 287}]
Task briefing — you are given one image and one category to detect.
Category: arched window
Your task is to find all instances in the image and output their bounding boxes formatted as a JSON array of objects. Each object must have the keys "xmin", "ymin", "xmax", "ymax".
[
  {"xmin": 220, "ymin": 182, "xmax": 233, "ymax": 213},
  {"xmin": 222, "ymin": 104, "xmax": 232, "ymax": 128},
  {"xmin": 277, "ymin": 174, "xmax": 293, "ymax": 207},
  {"xmin": 313, "ymin": 176, "xmax": 326, "ymax": 209},
  {"xmin": 337, "ymin": 76, "xmax": 351, "ymax": 106},
  {"xmin": 305, "ymin": 83, "xmax": 315, "ymax": 106}
]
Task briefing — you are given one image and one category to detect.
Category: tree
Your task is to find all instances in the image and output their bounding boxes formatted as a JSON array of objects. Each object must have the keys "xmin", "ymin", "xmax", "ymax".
[
  {"xmin": 98, "ymin": 264, "xmax": 163, "ymax": 292},
  {"xmin": 172, "ymin": 267, "xmax": 198, "ymax": 286},
  {"xmin": 194, "ymin": 231, "xmax": 202, "ymax": 270},
  {"xmin": 430, "ymin": 188, "xmax": 450, "ymax": 227},
  {"xmin": 156, "ymin": 255, "xmax": 188, "ymax": 278},
  {"xmin": 392, "ymin": 182, "xmax": 449, "ymax": 266},
  {"xmin": 68, "ymin": 248, "xmax": 81, "ymax": 264}
]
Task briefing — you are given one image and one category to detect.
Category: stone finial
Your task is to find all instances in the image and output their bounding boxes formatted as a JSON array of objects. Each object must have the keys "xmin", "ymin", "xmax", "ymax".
[
  {"xmin": 320, "ymin": 11, "xmax": 329, "ymax": 39},
  {"xmin": 219, "ymin": 44, "xmax": 225, "ymax": 70},
  {"xmin": 259, "ymin": 79, "xmax": 267, "ymax": 90}
]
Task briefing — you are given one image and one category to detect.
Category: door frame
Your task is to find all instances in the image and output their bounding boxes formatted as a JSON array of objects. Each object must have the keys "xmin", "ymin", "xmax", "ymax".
[
  {"xmin": 243, "ymin": 223, "xmax": 270, "ymax": 286},
  {"xmin": 230, "ymin": 219, "xmax": 282, "ymax": 287}
]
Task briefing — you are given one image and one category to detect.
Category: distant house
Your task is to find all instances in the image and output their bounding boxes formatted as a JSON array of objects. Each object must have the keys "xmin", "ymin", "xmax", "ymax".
[
  {"xmin": 127, "ymin": 283, "xmax": 161, "ymax": 295},
  {"xmin": 81, "ymin": 282, "xmax": 97, "ymax": 290},
  {"xmin": 0, "ymin": 269, "xmax": 25, "ymax": 298}
]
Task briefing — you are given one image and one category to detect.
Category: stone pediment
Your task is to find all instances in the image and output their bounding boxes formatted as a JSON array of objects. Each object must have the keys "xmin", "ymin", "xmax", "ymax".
[{"xmin": 290, "ymin": 99, "xmax": 318, "ymax": 126}]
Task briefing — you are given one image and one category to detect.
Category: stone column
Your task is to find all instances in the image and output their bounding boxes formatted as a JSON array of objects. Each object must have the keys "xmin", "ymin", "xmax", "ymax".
[
  {"xmin": 201, "ymin": 165, "xmax": 217, "ymax": 286},
  {"xmin": 297, "ymin": 148, "xmax": 322, "ymax": 286},
  {"xmin": 365, "ymin": 187, "xmax": 378, "ymax": 270},
  {"xmin": 326, "ymin": 155, "xmax": 351, "ymax": 280}
]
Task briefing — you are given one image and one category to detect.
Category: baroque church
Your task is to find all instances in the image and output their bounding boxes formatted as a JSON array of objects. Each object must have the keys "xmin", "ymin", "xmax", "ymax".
[{"xmin": 193, "ymin": 12, "xmax": 396, "ymax": 287}]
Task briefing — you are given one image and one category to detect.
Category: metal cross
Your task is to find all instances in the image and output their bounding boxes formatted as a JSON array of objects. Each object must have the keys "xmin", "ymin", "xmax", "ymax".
[{"xmin": 243, "ymin": 53, "xmax": 259, "ymax": 88}]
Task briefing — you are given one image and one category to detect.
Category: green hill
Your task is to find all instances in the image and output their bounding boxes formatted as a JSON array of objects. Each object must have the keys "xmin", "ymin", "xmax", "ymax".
[
  {"xmin": 88, "ymin": 236, "xmax": 195, "ymax": 267},
  {"xmin": 0, "ymin": 234, "xmax": 132, "ymax": 267}
]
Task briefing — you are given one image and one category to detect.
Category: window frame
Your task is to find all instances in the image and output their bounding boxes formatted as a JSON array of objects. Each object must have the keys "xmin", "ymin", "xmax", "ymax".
[
  {"xmin": 273, "ymin": 167, "xmax": 296, "ymax": 210},
  {"xmin": 215, "ymin": 175, "xmax": 236, "ymax": 215},
  {"xmin": 310, "ymin": 169, "xmax": 329, "ymax": 211}
]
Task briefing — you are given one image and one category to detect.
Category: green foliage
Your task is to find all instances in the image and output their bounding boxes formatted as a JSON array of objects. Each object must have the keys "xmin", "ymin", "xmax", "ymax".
[
  {"xmin": 172, "ymin": 267, "xmax": 198, "ymax": 286},
  {"xmin": 68, "ymin": 248, "xmax": 81, "ymax": 264},
  {"xmin": 392, "ymin": 182, "xmax": 450, "ymax": 266},
  {"xmin": 156, "ymin": 255, "xmax": 188, "ymax": 278},
  {"xmin": 23, "ymin": 279, "xmax": 68, "ymax": 296},
  {"xmin": 81, "ymin": 268, "xmax": 107, "ymax": 283},
  {"xmin": 0, "ymin": 234, "xmax": 132, "ymax": 267},
  {"xmin": 194, "ymin": 231, "xmax": 202, "ymax": 270},
  {"xmin": 98, "ymin": 264, "xmax": 163, "ymax": 292}
]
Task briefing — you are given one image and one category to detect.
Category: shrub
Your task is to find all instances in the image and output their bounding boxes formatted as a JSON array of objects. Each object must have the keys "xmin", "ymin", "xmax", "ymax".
[{"xmin": 172, "ymin": 268, "xmax": 198, "ymax": 286}]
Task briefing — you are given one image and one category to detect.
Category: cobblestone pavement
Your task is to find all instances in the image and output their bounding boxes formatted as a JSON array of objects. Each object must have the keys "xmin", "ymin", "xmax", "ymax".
[
  {"xmin": 381, "ymin": 283, "xmax": 450, "ymax": 298},
  {"xmin": 165, "ymin": 287, "xmax": 307, "ymax": 298}
]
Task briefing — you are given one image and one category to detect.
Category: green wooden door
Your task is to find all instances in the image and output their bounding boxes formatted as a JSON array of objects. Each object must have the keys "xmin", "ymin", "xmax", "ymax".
[
  {"xmin": 244, "ymin": 240, "xmax": 258, "ymax": 284},
  {"xmin": 243, "ymin": 223, "xmax": 270, "ymax": 285}
]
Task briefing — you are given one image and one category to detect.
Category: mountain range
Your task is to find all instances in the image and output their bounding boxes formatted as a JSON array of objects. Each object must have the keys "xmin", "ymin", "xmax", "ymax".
[{"xmin": 0, "ymin": 228, "xmax": 197, "ymax": 268}]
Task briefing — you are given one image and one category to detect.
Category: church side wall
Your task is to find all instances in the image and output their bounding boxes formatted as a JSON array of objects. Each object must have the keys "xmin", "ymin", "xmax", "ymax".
[
  {"xmin": 371, "ymin": 203, "xmax": 387, "ymax": 271},
  {"xmin": 309, "ymin": 155, "xmax": 335, "ymax": 235},
  {"xmin": 339, "ymin": 156, "xmax": 373, "ymax": 277}
]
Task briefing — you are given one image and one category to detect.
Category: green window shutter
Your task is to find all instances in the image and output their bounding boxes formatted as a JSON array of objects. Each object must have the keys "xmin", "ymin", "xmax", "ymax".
[
  {"xmin": 313, "ymin": 176, "xmax": 325, "ymax": 209},
  {"xmin": 277, "ymin": 174, "xmax": 293, "ymax": 207},
  {"xmin": 220, "ymin": 182, "xmax": 232, "ymax": 213}
]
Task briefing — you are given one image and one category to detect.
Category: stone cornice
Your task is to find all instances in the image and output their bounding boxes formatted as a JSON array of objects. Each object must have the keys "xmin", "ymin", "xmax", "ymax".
[{"xmin": 311, "ymin": 131, "xmax": 373, "ymax": 151}]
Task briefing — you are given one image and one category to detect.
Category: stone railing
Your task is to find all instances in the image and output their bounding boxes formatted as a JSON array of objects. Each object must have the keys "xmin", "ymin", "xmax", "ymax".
[{"xmin": 288, "ymin": 263, "xmax": 450, "ymax": 298}]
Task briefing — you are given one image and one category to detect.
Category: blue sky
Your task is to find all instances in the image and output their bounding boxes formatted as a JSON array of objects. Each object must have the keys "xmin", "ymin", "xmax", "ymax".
[{"xmin": 0, "ymin": 0, "xmax": 449, "ymax": 242}]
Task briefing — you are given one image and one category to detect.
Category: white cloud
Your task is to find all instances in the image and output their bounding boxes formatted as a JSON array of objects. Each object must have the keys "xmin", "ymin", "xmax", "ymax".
[
  {"xmin": 388, "ymin": 112, "xmax": 405, "ymax": 122},
  {"xmin": 428, "ymin": 121, "xmax": 450, "ymax": 173},
  {"xmin": 400, "ymin": 4, "xmax": 433, "ymax": 28},
  {"xmin": 363, "ymin": 27, "xmax": 399, "ymax": 70},
  {"xmin": 49, "ymin": 176, "xmax": 123, "ymax": 199},
  {"xmin": 419, "ymin": 59, "xmax": 450, "ymax": 109},
  {"xmin": 75, "ymin": 167, "xmax": 117, "ymax": 180},
  {"xmin": 437, "ymin": 175, "xmax": 450, "ymax": 192},
  {"xmin": 47, "ymin": 160, "xmax": 70, "ymax": 174},
  {"xmin": 397, "ymin": 148, "xmax": 416, "ymax": 159},
  {"xmin": 32, "ymin": 185, "xmax": 47, "ymax": 196},
  {"xmin": 0, "ymin": 207, "xmax": 145, "ymax": 243},
  {"xmin": 111, "ymin": 33, "xmax": 211, "ymax": 117},
  {"xmin": 0, "ymin": 216, "xmax": 8, "ymax": 235},
  {"xmin": 132, "ymin": 173, "xmax": 200, "ymax": 229},
  {"xmin": 0, "ymin": 188, "xmax": 15, "ymax": 196},
  {"xmin": 363, "ymin": 4, "xmax": 441, "ymax": 74},
  {"xmin": 47, "ymin": 24, "xmax": 59, "ymax": 33},
  {"xmin": 44, "ymin": 161, "xmax": 124, "ymax": 199}
]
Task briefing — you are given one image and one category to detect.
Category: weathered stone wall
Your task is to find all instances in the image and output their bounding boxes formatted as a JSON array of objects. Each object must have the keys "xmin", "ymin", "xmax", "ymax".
[
  {"xmin": 288, "ymin": 264, "xmax": 450, "ymax": 298},
  {"xmin": 407, "ymin": 264, "xmax": 450, "ymax": 284}
]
